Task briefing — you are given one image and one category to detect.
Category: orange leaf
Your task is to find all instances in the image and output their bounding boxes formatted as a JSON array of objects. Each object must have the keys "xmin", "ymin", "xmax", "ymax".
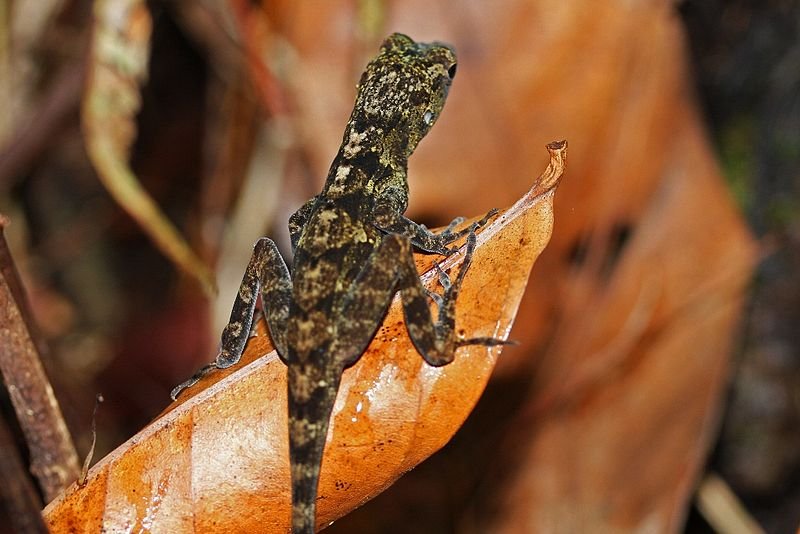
[
  {"xmin": 253, "ymin": 5, "xmax": 757, "ymax": 531},
  {"xmin": 43, "ymin": 141, "xmax": 566, "ymax": 532}
]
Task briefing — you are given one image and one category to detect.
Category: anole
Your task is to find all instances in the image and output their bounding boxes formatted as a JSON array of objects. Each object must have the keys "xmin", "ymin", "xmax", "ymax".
[{"xmin": 173, "ymin": 33, "xmax": 505, "ymax": 533}]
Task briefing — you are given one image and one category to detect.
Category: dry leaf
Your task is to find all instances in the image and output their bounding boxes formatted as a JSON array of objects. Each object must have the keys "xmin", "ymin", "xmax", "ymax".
[
  {"xmin": 82, "ymin": 0, "xmax": 216, "ymax": 296},
  {"xmin": 475, "ymin": 119, "xmax": 755, "ymax": 532},
  {"xmin": 43, "ymin": 142, "xmax": 566, "ymax": 532},
  {"xmin": 237, "ymin": 3, "xmax": 757, "ymax": 532}
]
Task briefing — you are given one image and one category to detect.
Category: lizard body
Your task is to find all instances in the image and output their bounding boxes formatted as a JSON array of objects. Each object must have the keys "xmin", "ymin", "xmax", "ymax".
[{"xmin": 173, "ymin": 33, "xmax": 502, "ymax": 533}]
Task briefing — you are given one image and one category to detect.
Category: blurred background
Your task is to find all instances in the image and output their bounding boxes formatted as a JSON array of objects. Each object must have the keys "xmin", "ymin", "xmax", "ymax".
[{"xmin": 0, "ymin": 0, "xmax": 797, "ymax": 532}]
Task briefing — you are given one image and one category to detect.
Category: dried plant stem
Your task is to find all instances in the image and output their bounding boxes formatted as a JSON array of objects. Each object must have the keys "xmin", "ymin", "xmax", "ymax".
[
  {"xmin": 696, "ymin": 472, "xmax": 764, "ymax": 534},
  {"xmin": 0, "ymin": 220, "xmax": 79, "ymax": 501},
  {"xmin": 0, "ymin": 413, "xmax": 49, "ymax": 533}
]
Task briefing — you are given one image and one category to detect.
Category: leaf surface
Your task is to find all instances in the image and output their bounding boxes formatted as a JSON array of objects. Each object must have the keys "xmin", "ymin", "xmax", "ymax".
[{"xmin": 43, "ymin": 142, "xmax": 566, "ymax": 532}]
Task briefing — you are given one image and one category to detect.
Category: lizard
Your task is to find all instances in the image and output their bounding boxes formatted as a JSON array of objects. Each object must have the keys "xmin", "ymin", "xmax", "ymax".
[{"xmin": 172, "ymin": 33, "xmax": 505, "ymax": 533}]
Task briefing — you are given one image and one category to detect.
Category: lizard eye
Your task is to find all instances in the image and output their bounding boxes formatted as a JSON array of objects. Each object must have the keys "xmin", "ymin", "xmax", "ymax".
[
  {"xmin": 423, "ymin": 110, "xmax": 435, "ymax": 125},
  {"xmin": 447, "ymin": 63, "xmax": 457, "ymax": 79}
]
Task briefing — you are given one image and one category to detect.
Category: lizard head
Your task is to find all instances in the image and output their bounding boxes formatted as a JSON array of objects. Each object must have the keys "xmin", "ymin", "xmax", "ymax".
[{"xmin": 353, "ymin": 33, "xmax": 457, "ymax": 157}]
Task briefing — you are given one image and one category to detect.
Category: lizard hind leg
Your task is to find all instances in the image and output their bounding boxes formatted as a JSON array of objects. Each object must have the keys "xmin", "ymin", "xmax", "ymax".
[
  {"xmin": 401, "ymin": 225, "xmax": 510, "ymax": 365},
  {"xmin": 217, "ymin": 237, "xmax": 292, "ymax": 368},
  {"xmin": 331, "ymin": 228, "xmax": 505, "ymax": 371},
  {"xmin": 170, "ymin": 237, "xmax": 292, "ymax": 400},
  {"xmin": 431, "ymin": 227, "xmax": 515, "ymax": 352}
]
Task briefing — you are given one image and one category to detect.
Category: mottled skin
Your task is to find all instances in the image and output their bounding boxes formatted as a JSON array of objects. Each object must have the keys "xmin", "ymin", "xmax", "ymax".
[{"xmin": 173, "ymin": 33, "xmax": 502, "ymax": 533}]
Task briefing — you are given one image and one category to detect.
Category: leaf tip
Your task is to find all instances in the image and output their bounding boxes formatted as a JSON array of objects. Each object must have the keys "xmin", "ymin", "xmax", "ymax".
[{"xmin": 514, "ymin": 140, "xmax": 568, "ymax": 204}]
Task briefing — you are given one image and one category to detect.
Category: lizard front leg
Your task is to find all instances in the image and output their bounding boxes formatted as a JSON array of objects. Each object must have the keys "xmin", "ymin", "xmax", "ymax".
[
  {"xmin": 171, "ymin": 237, "xmax": 292, "ymax": 399},
  {"xmin": 373, "ymin": 199, "xmax": 498, "ymax": 254}
]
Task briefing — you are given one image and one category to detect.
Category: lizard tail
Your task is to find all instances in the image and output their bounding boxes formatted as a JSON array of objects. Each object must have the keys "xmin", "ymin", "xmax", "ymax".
[{"xmin": 288, "ymin": 366, "xmax": 343, "ymax": 534}]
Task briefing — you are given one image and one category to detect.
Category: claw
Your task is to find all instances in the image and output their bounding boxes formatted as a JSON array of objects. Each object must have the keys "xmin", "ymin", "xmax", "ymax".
[
  {"xmin": 170, "ymin": 362, "xmax": 217, "ymax": 401},
  {"xmin": 437, "ymin": 245, "xmax": 458, "ymax": 256},
  {"xmin": 425, "ymin": 261, "xmax": 452, "ymax": 306},
  {"xmin": 478, "ymin": 208, "xmax": 499, "ymax": 226},
  {"xmin": 470, "ymin": 208, "xmax": 499, "ymax": 232},
  {"xmin": 442, "ymin": 216, "xmax": 465, "ymax": 234},
  {"xmin": 425, "ymin": 287, "xmax": 443, "ymax": 306},
  {"xmin": 433, "ymin": 261, "xmax": 451, "ymax": 290}
]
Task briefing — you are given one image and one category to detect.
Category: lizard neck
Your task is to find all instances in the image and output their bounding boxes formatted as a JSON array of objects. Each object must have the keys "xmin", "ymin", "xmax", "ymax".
[
  {"xmin": 323, "ymin": 117, "xmax": 411, "ymax": 199},
  {"xmin": 342, "ymin": 107, "xmax": 418, "ymax": 164}
]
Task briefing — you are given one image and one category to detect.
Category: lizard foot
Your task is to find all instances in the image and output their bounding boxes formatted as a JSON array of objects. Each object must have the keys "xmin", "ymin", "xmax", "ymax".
[{"xmin": 170, "ymin": 363, "xmax": 217, "ymax": 401}]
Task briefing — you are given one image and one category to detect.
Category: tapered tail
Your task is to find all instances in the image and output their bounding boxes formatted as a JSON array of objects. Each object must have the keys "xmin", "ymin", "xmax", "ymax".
[{"xmin": 288, "ymin": 364, "xmax": 342, "ymax": 534}]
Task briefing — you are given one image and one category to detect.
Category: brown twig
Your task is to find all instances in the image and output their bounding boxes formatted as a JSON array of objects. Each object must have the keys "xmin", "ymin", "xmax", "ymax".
[
  {"xmin": 0, "ymin": 218, "xmax": 80, "ymax": 502},
  {"xmin": 0, "ymin": 413, "xmax": 50, "ymax": 533},
  {"xmin": 0, "ymin": 61, "xmax": 85, "ymax": 194}
]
